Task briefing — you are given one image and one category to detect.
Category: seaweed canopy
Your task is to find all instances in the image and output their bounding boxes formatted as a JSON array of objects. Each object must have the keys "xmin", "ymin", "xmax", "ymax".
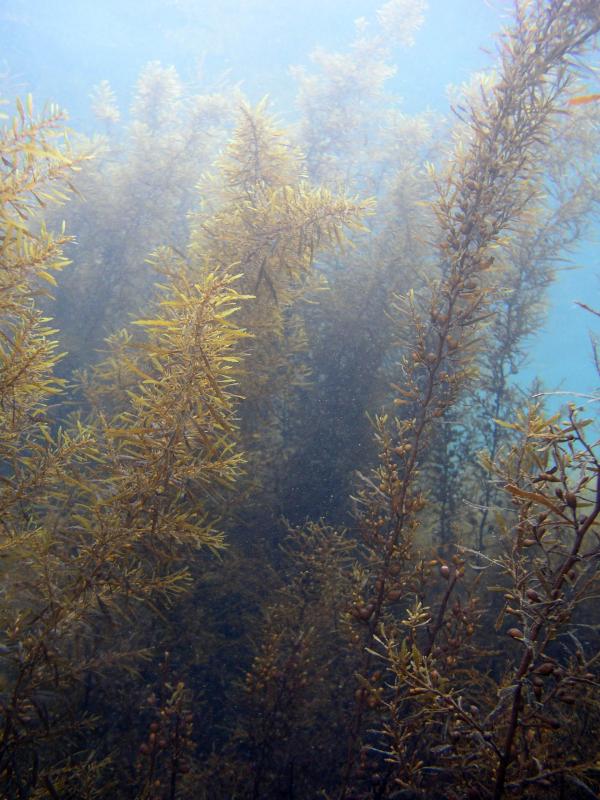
[
  {"xmin": 183, "ymin": 1, "xmax": 600, "ymax": 797},
  {"xmin": 330, "ymin": 0, "xmax": 600, "ymax": 796},
  {"xmin": 0, "ymin": 98, "xmax": 83, "ymax": 433},
  {"xmin": 187, "ymin": 99, "xmax": 373, "ymax": 515},
  {"xmin": 0, "ymin": 96, "xmax": 248, "ymax": 794},
  {"xmin": 51, "ymin": 63, "xmax": 235, "ymax": 372},
  {"xmin": 1, "ymin": 0, "xmax": 600, "ymax": 798}
]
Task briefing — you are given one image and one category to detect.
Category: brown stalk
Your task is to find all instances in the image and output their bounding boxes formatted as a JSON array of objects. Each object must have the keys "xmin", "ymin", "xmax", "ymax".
[{"xmin": 492, "ymin": 467, "xmax": 600, "ymax": 800}]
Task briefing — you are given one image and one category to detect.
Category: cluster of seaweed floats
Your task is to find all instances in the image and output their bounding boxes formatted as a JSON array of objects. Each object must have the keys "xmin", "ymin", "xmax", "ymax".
[{"xmin": 2, "ymin": 0, "xmax": 600, "ymax": 797}]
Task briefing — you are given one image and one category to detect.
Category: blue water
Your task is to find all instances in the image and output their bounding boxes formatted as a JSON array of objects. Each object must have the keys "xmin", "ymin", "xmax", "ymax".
[
  {"xmin": 1, "ymin": 1, "xmax": 501, "ymax": 123},
  {"xmin": 522, "ymin": 239, "xmax": 600, "ymax": 410}
]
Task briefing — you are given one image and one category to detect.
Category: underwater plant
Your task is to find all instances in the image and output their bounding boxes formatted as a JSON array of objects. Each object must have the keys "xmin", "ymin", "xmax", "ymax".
[
  {"xmin": 50, "ymin": 63, "xmax": 236, "ymax": 373},
  {"xmin": 187, "ymin": 98, "xmax": 373, "ymax": 521},
  {"xmin": 357, "ymin": 405, "xmax": 600, "ymax": 798},
  {"xmin": 428, "ymin": 81, "xmax": 600, "ymax": 554},
  {"xmin": 0, "ymin": 95, "xmax": 248, "ymax": 796},
  {"xmin": 2, "ymin": 1, "xmax": 600, "ymax": 798},
  {"xmin": 327, "ymin": 0, "xmax": 600, "ymax": 795},
  {"xmin": 292, "ymin": 0, "xmax": 427, "ymax": 188},
  {"xmin": 288, "ymin": 57, "xmax": 439, "ymax": 521},
  {"xmin": 0, "ymin": 97, "xmax": 85, "ymax": 445}
]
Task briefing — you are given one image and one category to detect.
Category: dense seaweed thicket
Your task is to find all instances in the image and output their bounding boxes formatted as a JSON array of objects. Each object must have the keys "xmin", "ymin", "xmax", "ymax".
[{"xmin": 2, "ymin": 1, "xmax": 600, "ymax": 798}]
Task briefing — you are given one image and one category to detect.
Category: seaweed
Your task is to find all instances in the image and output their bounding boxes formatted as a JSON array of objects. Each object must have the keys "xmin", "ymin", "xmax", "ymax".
[{"xmin": 1, "ymin": 1, "xmax": 600, "ymax": 798}]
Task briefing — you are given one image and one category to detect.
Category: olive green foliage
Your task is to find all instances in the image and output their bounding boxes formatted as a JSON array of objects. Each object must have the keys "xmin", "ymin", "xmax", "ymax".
[
  {"xmin": 51, "ymin": 62, "xmax": 236, "ymax": 371},
  {"xmin": 188, "ymin": 99, "xmax": 373, "ymax": 517},
  {"xmin": 0, "ymin": 97, "xmax": 247, "ymax": 796},
  {"xmin": 428, "ymin": 69, "xmax": 600, "ymax": 551},
  {"xmin": 328, "ymin": 3, "xmax": 600, "ymax": 795},
  {"xmin": 288, "ymin": 9, "xmax": 439, "ymax": 519},
  {"xmin": 292, "ymin": 0, "xmax": 427, "ymax": 186},
  {"xmin": 2, "ymin": 1, "xmax": 600, "ymax": 799}
]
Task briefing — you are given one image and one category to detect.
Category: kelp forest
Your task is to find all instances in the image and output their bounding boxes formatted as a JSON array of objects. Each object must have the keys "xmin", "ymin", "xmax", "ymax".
[{"xmin": 2, "ymin": 0, "xmax": 600, "ymax": 797}]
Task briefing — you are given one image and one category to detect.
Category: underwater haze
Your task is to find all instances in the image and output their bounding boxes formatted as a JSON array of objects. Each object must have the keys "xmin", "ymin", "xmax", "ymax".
[
  {"xmin": 2, "ymin": 0, "xmax": 598, "ymax": 397},
  {"xmin": 2, "ymin": 1, "xmax": 600, "ymax": 798}
]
